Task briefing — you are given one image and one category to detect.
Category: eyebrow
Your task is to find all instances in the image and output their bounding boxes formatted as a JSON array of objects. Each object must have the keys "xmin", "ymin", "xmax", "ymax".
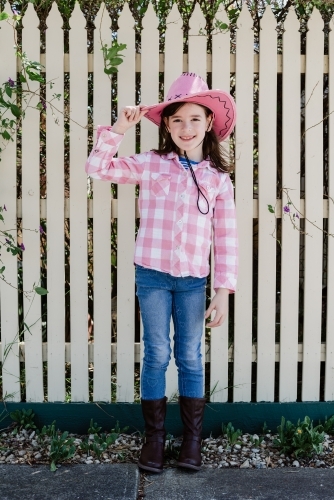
[{"xmin": 171, "ymin": 114, "xmax": 203, "ymax": 118}]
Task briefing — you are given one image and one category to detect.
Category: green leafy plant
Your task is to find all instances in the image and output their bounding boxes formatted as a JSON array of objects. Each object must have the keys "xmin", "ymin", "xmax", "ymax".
[
  {"xmin": 273, "ymin": 416, "xmax": 325, "ymax": 458},
  {"xmin": 87, "ymin": 418, "xmax": 102, "ymax": 435},
  {"xmin": 38, "ymin": 420, "xmax": 57, "ymax": 440},
  {"xmin": 222, "ymin": 422, "xmax": 243, "ymax": 446},
  {"xmin": 110, "ymin": 420, "xmax": 129, "ymax": 442},
  {"xmin": 9, "ymin": 408, "xmax": 37, "ymax": 430},
  {"xmin": 48, "ymin": 431, "xmax": 75, "ymax": 472},
  {"xmin": 320, "ymin": 415, "xmax": 334, "ymax": 434},
  {"xmin": 101, "ymin": 41, "xmax": 127, "ymax": 76}
]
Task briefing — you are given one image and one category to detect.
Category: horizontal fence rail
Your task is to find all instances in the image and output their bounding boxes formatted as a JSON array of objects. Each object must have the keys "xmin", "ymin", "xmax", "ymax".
[{"xmin": 0, "ymin": 1, "xmax": 333, "ymax": 405}]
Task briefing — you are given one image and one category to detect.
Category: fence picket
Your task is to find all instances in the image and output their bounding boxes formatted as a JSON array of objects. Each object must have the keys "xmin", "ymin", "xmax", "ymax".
[
  {"xmin": 188, "ymin": 2, "xmax": 206, "ymax": 78},
  {"xmin": 256, "ymin": 7, "xmax": 277, "ymax": 402},
  {"xmin": 21, "ymin": 4, "xmax": 44, "ymax": 401},
  {"xmin": 325, "ymin": 15, "xmax": 334, "ymax": 401},
  {"xmin": 279, "ymin": 7, "xmax": 301, "ymax": 402},
  {"xmin": 302, "ymin": 9, "xmax": 324, "ymax": 401},
  {"xmin": 164, "ymin": 4, "xmax": 183, "ymax": 93},
  {"xmin": 140, "ymin": 3, "xmax": 159, "ymax": 152},
  {"xmin": 163, "ymin": 3, "xmax": 183, "ymax": 400},
  {"xmin": 45, "ymin": 3, "xmax": 65, "ymax": 402},
  {"xmin": 210, "ymin": 6, "xmax": 231, "ymax": 403},
  {"xmin": 92, "ymin": 3, "xmax": 112, "ymax": 402},
  {"xmin": 69, "ymin": 3, "xmax": 89, "ymax": 401},
  {"xmin": 0, "ymin": 1, "xmax": 20, "ymax": 401},
  {"xmin": 234, "ymin": 4, "xmax": 254, "ymax": 402},
  {"xmin": 116, "ymin": 3, "xmax": 136, "ymax": 402}
]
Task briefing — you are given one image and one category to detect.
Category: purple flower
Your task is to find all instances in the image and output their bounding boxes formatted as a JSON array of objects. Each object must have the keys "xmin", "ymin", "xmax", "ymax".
[
  {"xmin": 5, "ymin": 238, "xmax": 11, "ymax": 245},
  {"xmin": 295, "ymin": 213, "xmax": 300, "ymax": 219},
  {"xmin": 39, "ymin": 225, "xmax": 45, "ymax": 234},
  {"xmin": 40, "ymin": 99, "xmax": 47, "ymax": 110},
  {"xmin": 283, "ymin": 205, "xmax": 290, "ymax": 213},
  {"xmin": 18, "ymin": 242, "xmax": 25, "ymax": 251},
  {"xmin": 8, "ymin": 78, "xmax": 15, "ymax": 88},
  {"xmin": 3, "ymin": 204, "xmax": 7, "ymax": 211}
]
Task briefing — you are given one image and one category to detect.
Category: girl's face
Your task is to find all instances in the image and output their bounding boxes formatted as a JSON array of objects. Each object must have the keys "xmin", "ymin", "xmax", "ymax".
[{"xmin": 164, "ymin": 103, "xmax": 213, "ymax": 162}]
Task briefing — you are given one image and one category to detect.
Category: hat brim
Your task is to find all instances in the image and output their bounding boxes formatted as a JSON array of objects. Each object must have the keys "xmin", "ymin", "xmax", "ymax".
[{"xmin": 142, "ymin": 90, "xmax": 236, "ymax": 142}]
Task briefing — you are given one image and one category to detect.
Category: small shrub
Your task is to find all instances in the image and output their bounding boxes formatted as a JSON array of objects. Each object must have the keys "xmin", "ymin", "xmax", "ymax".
[
  {"xmin": 87, "ymin": 418, "xmax": 102, "ymax": 435},
  {"xmin": 48, "ymin": 431, "xmax": 75, "ymax": 472},
  {"xmin": 273, "ymin": 416, "xmax": 325, "ymax": 458},
  {"xmin": 9, "ymin": 409, "xmax": 37, "ymax": 430},
  {"xmin": 222, "ymin": 422, "xmax": 243, "ymax": 446}
]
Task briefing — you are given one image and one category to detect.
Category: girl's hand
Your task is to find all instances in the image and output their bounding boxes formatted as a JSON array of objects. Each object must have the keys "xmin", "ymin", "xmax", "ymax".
[
  {"xmin": 112, "ymin": 105, "xmax": 148, "ymax": 135},
  {"xmin": 205, "ymin": 288, "xmax": 229, "ymax": 328}
]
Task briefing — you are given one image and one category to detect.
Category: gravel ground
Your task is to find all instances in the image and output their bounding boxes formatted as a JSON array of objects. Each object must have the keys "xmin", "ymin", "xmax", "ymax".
[{"xmin": 1, "ymin": 426, "xmax": 334, "ymax": 470}]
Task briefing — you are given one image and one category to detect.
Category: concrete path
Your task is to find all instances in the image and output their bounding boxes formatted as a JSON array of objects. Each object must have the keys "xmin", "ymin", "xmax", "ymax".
[{"xmin": 1, "ymin": 465, "xmax": 334, "ymax": 499}]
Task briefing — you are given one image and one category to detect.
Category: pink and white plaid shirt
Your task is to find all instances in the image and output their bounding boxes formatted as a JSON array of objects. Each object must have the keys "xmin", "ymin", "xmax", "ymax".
[{"xmin": 85, "ymin": 126, "xmax": 238, "ymax": 291}]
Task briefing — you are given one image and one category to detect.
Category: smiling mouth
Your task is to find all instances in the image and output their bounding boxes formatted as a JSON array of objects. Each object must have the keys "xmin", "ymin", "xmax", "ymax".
[{"xmin": 180, "ymin": 136, "xmax": 195, "ymax": 141}]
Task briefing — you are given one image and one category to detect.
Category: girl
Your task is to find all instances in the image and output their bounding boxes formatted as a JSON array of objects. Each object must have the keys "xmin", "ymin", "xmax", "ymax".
[{"xmin": 85, "ymin": 73, "xmax": 238, "ymax": 473}]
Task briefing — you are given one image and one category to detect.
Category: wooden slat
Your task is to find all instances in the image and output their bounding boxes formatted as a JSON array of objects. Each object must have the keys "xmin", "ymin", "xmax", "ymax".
[
  {"xmin": 34, "ymin": 53, "xmax": 329, "ymax": 74},
  {"xmin": 325, "ymin": 16, "xmax": 334, "ymax": 400},
  {"xmin": 189, "ymin": 1, "xmax": 208, "ymax": 397},
  {"xmin": 256, "ymin": 7, "xmax": 277, "ymax": 402},
  {"xmin": 45, "ymin": 3, "xmax": 65, "ymax": 402},
  {"xmin": 116, "ymin": 3, "xmax": 136, "ymax": 402},
  {"xmin": 164, "ymin": 2, "xmax": 184, "ymax": 401},
  {"xmin": 21, "ymin": 4, "xmax": 44, "ymax": 401},
  {"xmin": 302, "ymin": 8, "xmax": 324, "ymax": 401},
  {"xmin": 188, "ymin": 2, "xmax": 207, "ymax": 78},
  {"xmin": 210, "ymin": 6, "xmax": 231, "ymax": 403},
  {"xmin": 164, "ymin": 4, "xmax": 183, "ymax": 95},
  {"xmin": 0, "ymin": 1, "xmax": 20, "ymax": 401},
  {"xmin": 69, "ymin": 3, "xmax": 89, "ymax": 401},
  {"xmin": 279, "ymin": 7, "xmax": 301, "ymax": 402},
  {"xmin": 233, "ymin": 4, "xmax": 254, "ymax": 402},
  {"xmin": 92, "ymin": 3, "xmax": 112, "ymax": 402},
  {"xmin": 140, "ymin": 3, "xmax": 159, "ymax": 151}
]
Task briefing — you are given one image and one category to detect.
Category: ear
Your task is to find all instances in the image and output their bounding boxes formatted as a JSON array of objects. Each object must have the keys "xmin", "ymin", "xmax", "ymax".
[{"xmin": 206, "ymin": 115, "xmax": 213, "ymax": 132}]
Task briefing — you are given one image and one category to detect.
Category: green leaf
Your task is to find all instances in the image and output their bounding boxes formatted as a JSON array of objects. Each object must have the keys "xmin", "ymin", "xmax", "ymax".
[
  {"xmin": 267, "ymin": 204, "xmax": 275, "ymax": 214},
  {"xmin": 50, "ymin": 461, "xmax": 57, "ymax": 472},
  {"xmin": 10, "ymin": 104, "xmax": 21, "ymax": 118},
  {"xmin": 0, "ymin": 266, "xmax": 5, "ymax": 274},
  {"xmin": 5, "ymin": 86, "xmax": 12, "ymax": 98},
  {"xmin": 34, "ymin": 286, "xmax": 48, "ymax": 295},
  {"xmin": 110, "ymin": 57, "xmax": 124, "ymax": 66},
  {"xmin": 2, "ymin": 130, "xmax": 11, "ymax": 141},
  {"xmin": 19, "ymin": 74, "xmax": 27, "ymax": 83},
  {"xmin": 0, "ymin": 12, "xmax": 9, "ymax": 21},
  {"xmin": 104, "ymin": 67, "xmax": 118, "ymax": 75}
]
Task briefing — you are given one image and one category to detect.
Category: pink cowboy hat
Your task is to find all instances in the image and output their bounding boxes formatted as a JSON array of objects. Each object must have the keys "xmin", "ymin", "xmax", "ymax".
[{"xmin": 143, "ymin": 73, "xmax": 236, "ymax": 142}]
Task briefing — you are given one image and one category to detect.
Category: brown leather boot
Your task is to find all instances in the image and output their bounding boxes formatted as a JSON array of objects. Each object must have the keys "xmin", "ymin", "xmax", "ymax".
[
  {"xmin": 138, "ymin": 397, "xmax": 167, "ymax": 473},
  {"xmin": 177, "ymin": 396, "xmax": 206, "ymax": 471}
]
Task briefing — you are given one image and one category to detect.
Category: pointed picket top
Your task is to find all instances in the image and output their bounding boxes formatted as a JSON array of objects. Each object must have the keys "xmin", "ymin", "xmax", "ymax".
[
  {"xmin": 260, "ymin": 5, "xmax": 276, "ymax": 30},
  {"xmin": 22, "ymin": 2, "xmax": 39, "ymax": 29},
  {"xmin": 118, "ymin": 1, "xmax": 135, "ymax": 29},
  {"xmin": 283, "ymin": 5, "xmax": 300, "ymax": 32},
  {"xmin": 46, "ymin": 1, "xmax": 63, "ymax": 29},
  {"xmin": 307, "ymin": 7, "xmax": 324, "ymax": 32},
  {"xmin": 69, "ymin": 1, "xmax": 86, "ymax": 29},
  {"xmin": 189, "ymin": 2, "xmax": 206, "ymax": 35},
  {"xmin": 166, "ymin": 2, "xmax": 183, "ymax": 27},
  {"xmin": 95, "ymin": 2, "xmax": 111, "ymax": 33},
  {"xmin": 213, "ymin": 4, "xmax": 229, "ymax": 29},
  {"xmin": 142, "ymin": 2, "xmax": 158, "ymax": 29},
  {"xmin": 236, "ymin": 2, "xmax": 253, "ymax": 30}
]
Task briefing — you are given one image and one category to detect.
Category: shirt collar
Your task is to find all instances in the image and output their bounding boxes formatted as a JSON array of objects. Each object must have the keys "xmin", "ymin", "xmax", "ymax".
[{"xmin": 162, "ymin": 151, "xmax": 219, "ymax": 175}]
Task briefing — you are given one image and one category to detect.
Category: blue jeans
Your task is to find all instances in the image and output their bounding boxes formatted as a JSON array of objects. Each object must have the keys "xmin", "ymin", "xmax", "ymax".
[{"xmin": 135, "ymin": 265, "xmax": 207, "ymax": 400}]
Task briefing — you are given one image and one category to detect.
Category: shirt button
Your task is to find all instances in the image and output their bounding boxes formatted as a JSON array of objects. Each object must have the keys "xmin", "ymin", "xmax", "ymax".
[
  {"xmin": 180, "ymin": 194, "xmax": 185, "ymax": 199},
  {"xmin": 176, "ymin": 245, "xmax": 180, "ymax": 250},
  {"xmin": 102, "ymin": 133, "xmax": 107, "ymax": 138}
]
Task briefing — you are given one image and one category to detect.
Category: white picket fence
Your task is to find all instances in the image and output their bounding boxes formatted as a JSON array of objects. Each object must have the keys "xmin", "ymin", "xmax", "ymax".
[{"xmin": 0, "ymin": 1, "xmax": 333, "ymax": 404}]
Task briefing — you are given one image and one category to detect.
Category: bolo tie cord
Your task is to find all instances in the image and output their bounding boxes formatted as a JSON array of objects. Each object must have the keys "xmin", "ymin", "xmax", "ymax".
[{"xmin": 184, "ymin": 151, "xmax": 210, "ymax": 215}]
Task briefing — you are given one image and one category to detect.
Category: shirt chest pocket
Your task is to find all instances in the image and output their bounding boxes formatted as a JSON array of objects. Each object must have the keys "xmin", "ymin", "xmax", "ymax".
[{"xmin": 150, "ymin": 173, "xmax": 171, "ymax": 198}]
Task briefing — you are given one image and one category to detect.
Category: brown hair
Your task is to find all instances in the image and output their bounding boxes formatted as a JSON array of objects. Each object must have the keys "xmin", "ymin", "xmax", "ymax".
[{"xmin": 152, "ymin": 102, "xmax": 234, "ymax": 173}]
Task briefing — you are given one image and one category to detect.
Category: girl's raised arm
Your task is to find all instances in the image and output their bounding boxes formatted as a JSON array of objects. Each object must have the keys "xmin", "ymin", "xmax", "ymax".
[{"xmin": 112, "ymin": 105, "xmax": 148, "ymax": 135}]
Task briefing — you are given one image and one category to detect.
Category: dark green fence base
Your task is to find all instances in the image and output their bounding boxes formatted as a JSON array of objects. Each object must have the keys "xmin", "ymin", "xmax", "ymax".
[{"xmin": 1, "ymin": 402, "xmax": 334, "ymax": 436}]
